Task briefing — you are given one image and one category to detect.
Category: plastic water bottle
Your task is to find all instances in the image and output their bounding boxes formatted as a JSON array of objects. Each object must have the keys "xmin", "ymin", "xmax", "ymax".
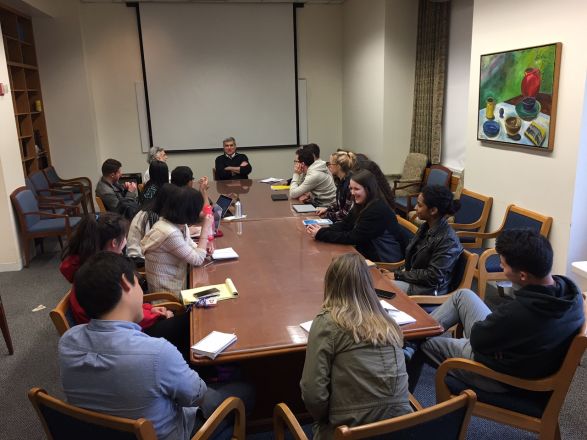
[{"xmin": 235, "ymin": 198, "xmax": 242, "ymax": 218}]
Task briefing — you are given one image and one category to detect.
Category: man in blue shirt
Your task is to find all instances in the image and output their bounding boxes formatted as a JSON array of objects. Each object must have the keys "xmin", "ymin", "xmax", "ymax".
[{"xmin": 58, "ymin": 252, "xmax": 251, "ymax": 440}]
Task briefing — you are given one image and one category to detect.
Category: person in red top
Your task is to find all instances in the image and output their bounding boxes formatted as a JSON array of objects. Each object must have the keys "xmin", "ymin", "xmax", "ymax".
[{"xmin": 60, "ymin": 212, "xmax": 191, "ymax": 360}]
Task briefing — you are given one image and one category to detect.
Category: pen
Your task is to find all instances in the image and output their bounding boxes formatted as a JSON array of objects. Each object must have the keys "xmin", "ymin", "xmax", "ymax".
[{"xmin": 203, "ymin": 260, "xmax": 214, "ymax": 268}]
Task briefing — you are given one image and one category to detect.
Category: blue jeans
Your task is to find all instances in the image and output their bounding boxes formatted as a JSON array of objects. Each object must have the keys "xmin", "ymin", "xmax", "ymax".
[{"xmin": 421, "ymin": 289, "xmax": 509, "ymax": 392}]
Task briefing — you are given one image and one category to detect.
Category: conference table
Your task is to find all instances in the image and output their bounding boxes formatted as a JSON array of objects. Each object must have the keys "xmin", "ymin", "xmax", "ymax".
[{"xmin": 189, "ymin": 179, "xmax": 443, "ymax": 426}]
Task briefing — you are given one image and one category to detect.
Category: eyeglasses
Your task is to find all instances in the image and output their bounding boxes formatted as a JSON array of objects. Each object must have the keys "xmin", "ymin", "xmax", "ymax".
[{"xmin": 293, "ymin": 160, "xmax": 301, "ymax": 164}]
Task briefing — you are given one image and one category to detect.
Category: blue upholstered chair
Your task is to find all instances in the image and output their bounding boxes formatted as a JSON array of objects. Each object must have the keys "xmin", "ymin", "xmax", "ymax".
[
  {"xmin": 274, "ymin": 390, "xmax": 477, "ymax": 440},
  {"xmin": 43, "ymin": 166, "xmax": 95, "ymax": 214},
  {"xmin": 393, "ymin": 164, "xmax": 452, "ymax": 217},
  {"xmin": 409, "ymin": 250, "xmax": 479, "ymax": 311},
  {"xmin": 450, "ymin": 188, "xmax": 493, "ymax": 248},
  {"xmin": 50, "ymin": 290, "xmax": 184, "ymax": 336},
  {"xmin": 436, "ymin": 297, "xmax": 587, "ymax": 440},
  {"xmin": 375, "ymin": 215, "xmax": 418, "ymax": 271},
  {"xmin": 458, "ymin": 204, "xmax": 552, "ymax": 300},
  {"xmin": 29, "ymin": 387, "xmax": 246, "ymax": 440},
  {"xmin": 10, "ymin": 187, "xmax": 81, "ymax": 267},
  {"xmin": 28, "ymin": 170, "xmax": 87, "ymax": 215}
]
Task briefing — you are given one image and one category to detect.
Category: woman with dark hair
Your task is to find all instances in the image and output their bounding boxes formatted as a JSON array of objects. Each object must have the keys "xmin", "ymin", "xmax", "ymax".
[
  {"xmin": 60, "ymin": 212, "xmax": 191, "ymax": 359},
  {"xmin": 127, "ymin": 183, "xmax": 175, "ymax": 263},
  {"xmin": 306, "ymin": 169, "xmax": 405, "ymax": 263},
  {"xmin": 301, "ymin": 253, "xmax": 411, "ymax": 440},
  {"xmin": 142, "ymin": 186, "xmax": 214, "ymax": 296},
  {"xmin": 316, "ymin": 151, "xmax": 356, "ymax": 222},
  {"xmin": 355, "ymin": 159, "xmax": 395, "ymax": 208},
  {"xmin": 142, "ymin": 160, "xmax": 169, "ymax": 204},
  {"xmin": 389, "ymin": 184, "xmax": 463, "ymax": 296}
]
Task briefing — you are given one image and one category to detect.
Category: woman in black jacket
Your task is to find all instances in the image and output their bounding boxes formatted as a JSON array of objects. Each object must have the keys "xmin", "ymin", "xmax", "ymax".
[
  {"xmin": 389, "ymin": 185, "xmax": 463, "ymax": 296},
  {"xmin": 306, "ymin": 169, "xmax": 406, "ymax": 263}
]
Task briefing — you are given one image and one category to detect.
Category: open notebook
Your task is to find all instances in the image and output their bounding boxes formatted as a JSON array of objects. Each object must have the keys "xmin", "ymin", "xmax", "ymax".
[{"xmin": 181, "ymin": 278, "xmax": 238, "ymax": 304}]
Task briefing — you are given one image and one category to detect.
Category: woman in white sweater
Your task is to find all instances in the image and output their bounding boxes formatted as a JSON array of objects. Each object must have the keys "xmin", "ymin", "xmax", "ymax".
[{"xmin": 142, "ymin": 185, "xmax": 213, "ymax": 297}]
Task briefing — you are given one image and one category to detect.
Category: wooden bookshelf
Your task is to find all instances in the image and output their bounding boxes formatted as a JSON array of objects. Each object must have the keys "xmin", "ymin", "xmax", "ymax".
[{"xmin": 1, "ymin": 6, "xmax": 51, "ymax": 176}]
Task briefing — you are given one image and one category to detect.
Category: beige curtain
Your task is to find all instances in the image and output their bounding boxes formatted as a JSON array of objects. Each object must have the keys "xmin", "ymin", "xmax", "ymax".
[{"xmin": 410, "ymin": 0, "xmax": 450, "ymax": 165}]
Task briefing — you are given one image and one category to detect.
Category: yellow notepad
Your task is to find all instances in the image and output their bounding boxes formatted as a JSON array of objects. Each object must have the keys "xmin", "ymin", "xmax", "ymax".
[
  {"xmin": 180, "ymin": 278, "xmax": 238, "ymax": 304},
  {"xmin": 270, "ymin": 184, "xmax": 290, "ymax": 190}
]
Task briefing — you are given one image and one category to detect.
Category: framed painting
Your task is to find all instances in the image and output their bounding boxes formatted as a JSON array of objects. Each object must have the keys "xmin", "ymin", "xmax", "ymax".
[{"xmin": 477, "ymin": 43, "xmax": 562, "ymax": 151}]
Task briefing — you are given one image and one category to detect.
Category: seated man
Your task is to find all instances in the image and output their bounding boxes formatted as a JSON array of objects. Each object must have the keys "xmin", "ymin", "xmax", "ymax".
[
  {"xmin": 289, "ymin": 147, "xmax": 336, "ymax": 207},
  {"xmin": 96, "ymin": 158, "xmax": 139, "ymax": 219},
  {"xmin": 59, "ymin": 252, "xmax": 253, "ymax": 440},
  {"xmin": 214, "ymin": 137, "xmax": 252, "ymax": 180},
  {"xmin": 416, "ymin": 229, "xmax": 584, "ymax": 392}
]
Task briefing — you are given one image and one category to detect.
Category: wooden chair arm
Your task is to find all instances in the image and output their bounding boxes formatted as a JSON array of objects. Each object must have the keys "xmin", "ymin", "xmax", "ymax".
[
  {"xmin": 409, "ymin": 393, "xmax": 424, "ymax": 411},
  {"xmin": 156, "ymin": 302, "xmax": 185, "ymax": 314},
  {"xmin": 192, "ymin": 397, "xmax": 245, "ymax": 440},
  {"xmin": 450, "ymin": 222, "xmax": 481, "ymax": 231},
  {"xmin": 410, "ymin": 295, "xmax": 450, "ymax": 305},
  {"xmin": 273, "ymin": 403, "xmax": 308, "ymax": 440},
  {"xmin": 39, "ymin": 202, "xmax": 72, "ymax": 210},
  {"xmin": 57, "ymin": 176, "xmax": 92, "ymax": 186},
  {"xmin": 143, "ymin": 292, "xmax": 180, "ymax": 303},
  {"xmin": 375, "ymin": 261, "xmax": 404, "ymax": 272},
  {"xmin": 477, "ymin": 248, "xmax": 498, "ymax": 268},
  {"xmin": 42, "ymin": 188, "xmax": 75, "ymax": 198},
  {"xmin": 456, "ymin": 230, "xmax": 500, "ymax": 239},
  {"xmin": 24, "ymin": 211, "xmax": 69, "ymax": 220},
  {"xmin": 436, "ymin": 358, "xmax": 556, "ymax": 401}
]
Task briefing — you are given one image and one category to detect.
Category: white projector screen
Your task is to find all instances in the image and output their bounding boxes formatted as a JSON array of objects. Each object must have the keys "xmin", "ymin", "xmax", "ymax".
[{"xmin": 139, "ymin": 3, "xmax": 298, "ymax": 151}]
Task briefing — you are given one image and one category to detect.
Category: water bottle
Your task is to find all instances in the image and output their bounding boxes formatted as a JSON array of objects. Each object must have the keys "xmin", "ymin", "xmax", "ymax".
[{"xmin": 235, "ymin": 198, "xmax": 242, "ymax": 218}]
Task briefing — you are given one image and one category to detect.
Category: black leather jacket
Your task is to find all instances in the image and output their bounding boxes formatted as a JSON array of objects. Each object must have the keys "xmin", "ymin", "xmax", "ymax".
[{"xmin": 394, "ymin": 218, "xmax": 462, "ymax": 295}]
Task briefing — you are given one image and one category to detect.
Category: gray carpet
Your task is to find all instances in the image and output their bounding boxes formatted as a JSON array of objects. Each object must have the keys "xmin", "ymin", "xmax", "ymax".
[{"xmin": 0, "ymin": 243, "xmax": 586, "ymax": 439}]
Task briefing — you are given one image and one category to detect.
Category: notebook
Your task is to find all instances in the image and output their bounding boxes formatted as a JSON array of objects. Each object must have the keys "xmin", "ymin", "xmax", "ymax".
[
  {"xmin": 191, "ymin": 331, "xmax": 237, "ymax": 359},
  {"xmin": 292, "ymin": 204, "xmax": 316, "ymax": 213},
  {"xmin": 181, "ymin": 278, "xmax": 238, "ymax": 304},
  {"xmin": 212, "ymin": 247, "xmax": 239, "ymax": 260},
  {"xmin": 379, "ymin": 300, "xmax": 416, "ymax": 325},
  {"xmin": 271, "ymin": 193, "xmax": 288, "ymax": 201}
]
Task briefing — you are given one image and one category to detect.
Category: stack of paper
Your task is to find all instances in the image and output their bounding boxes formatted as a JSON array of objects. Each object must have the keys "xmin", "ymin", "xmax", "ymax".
[
  {"xmin": 260, "ymin": 177, "xmax": 283, "ymax": 183},
  {"xmin": 181, "ymin": 278, "xmax": 238, "ymax": 304},
  {"xmin": 191, "ymin": 331, "xmax": 237, "ymax": 359},
  {"xmin": 212, "ymin": 247, "xmax": 239, "ymax": 260},
  {"xmin": 380, "ymin": 300, "xmax": 416, "ymax": 325}
]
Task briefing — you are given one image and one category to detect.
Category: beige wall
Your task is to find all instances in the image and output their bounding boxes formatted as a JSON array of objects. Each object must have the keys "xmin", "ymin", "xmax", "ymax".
[
  {"xmin": 342, "ymin": 0, "xmax": 418, "ymax": 174},
  {"xmin": 466, "ymin": 0, "xmax": 587, "ymax": 275}
]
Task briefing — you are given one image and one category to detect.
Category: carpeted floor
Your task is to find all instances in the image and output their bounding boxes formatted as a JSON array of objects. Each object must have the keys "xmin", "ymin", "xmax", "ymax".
[{"xmin": 0, "ymin": 241, "xmax": 585, "ymax": 439}]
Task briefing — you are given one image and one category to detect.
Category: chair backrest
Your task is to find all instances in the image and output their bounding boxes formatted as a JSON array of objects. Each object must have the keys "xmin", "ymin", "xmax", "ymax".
[
  {"xmin": 447, "ymin": 250, "xmax": 479, "ymax": 293},
  {"xmin": 333, "ymin": 390, "xmax": 476, "ymax": 440},
  {"xmin": 424, "ymin": 164, "xmax": 452, "ymax": 188},
  {"xmin": 50, "ymin": 291, "xmax": 77, "ymax": 336},
  {"xmin": 397, "ymin": 215, "xmax": 418, "ymax": 244},
  {"xmin": 28, "ymin": 387, "xmax": 158, "ymax": 440},
  {"xmin": 500, "ymin": 205, "xmax": 553, "ymax": 237},
  {"xmin": 43, "ymin": 166, "xmax": 60, "ymax": 185},
  {"xmin": 10, "ymin": 187, "xmax": 40, "ymax": 230},
  {"xmin": 29, "ymin": 170, "xmax": 51, "ymax": 192},
  {"xmin": 453, "ymin": 189, "xmax": 493, "ymax": 229},
  {"xmin": 400, "ymin": 153, "xmax": 428, "ymax": 181},
  {"xmin": 96, "ymin": 195, "xmax": 107, "ymax": 213}
]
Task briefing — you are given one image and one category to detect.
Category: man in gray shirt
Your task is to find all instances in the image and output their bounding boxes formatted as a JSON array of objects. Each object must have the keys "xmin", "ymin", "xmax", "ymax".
[{"xmin": 58, "ymin": 252, "xmax": 252, "ymax": 440}]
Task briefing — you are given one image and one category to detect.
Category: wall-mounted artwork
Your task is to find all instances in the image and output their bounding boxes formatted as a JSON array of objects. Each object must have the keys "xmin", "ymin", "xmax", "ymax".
[{"xmin": 477, "ymin": 43, "xmax": 561, "ymax": 151}]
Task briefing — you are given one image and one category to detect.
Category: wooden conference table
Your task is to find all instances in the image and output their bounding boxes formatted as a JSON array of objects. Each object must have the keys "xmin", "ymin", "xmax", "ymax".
[{"xmin": 189, "ymin": 179, "xmax": 442, "ymax": 426}]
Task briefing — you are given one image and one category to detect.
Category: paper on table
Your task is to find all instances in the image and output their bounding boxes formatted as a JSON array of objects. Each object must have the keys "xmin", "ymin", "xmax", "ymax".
[
  {"xmin": 270, "ymin": 185, "xmax": 290, "ymax": 190},
  {"xmin": 191, "ymin": 331, "xmax": 237, "ymax": 359},
  {"xmin": 212, "ymin": 247, "xmax": 239, "ymax": 260},
  {"xmin": 300, "ymin": 320, "xmax": 313, "ymax": 332},
  {"xmin": 292, "ymin": 204, "xmax": 316, "ymax": 213},
  {"xmin": 260, "ymin": 177, "xmax": 283, "ymax": 183},
  {"xmin": 379, "ymin": 300, "xmax": 416, "ymax": 325},
  {"xmin": 302, "ymin": 219, "xmax": 332, "ymax": 226}
]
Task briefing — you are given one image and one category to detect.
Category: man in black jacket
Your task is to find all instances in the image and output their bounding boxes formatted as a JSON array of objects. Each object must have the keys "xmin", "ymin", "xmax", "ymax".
[
  {"xmin": 419, "ymin": 229, "xmax": 584, "ymax": 392},
  {"xmin": 214, "ymin": 137, "xmax": 252, "ymax": 180}
]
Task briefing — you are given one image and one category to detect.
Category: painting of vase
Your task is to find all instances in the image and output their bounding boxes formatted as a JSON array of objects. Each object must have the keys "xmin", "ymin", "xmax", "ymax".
[{"xmin": 477, "ymin": 43, "xmax": 561, "ymax": 152}]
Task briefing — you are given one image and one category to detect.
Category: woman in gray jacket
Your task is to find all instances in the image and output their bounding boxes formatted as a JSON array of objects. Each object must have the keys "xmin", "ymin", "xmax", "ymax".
[{"xmin": 300, "ymin": 253, "xmax": 411, "ymax": 440}]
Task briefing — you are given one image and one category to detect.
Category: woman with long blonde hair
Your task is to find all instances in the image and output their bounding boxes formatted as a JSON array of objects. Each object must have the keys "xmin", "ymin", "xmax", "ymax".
[
  {"xmin": 300, "ymin": 253, "xmax": 411, "ymax": 440},
  {"xmin": 316, "ymin": 150, "xmax": 356, "ymax": 222}
]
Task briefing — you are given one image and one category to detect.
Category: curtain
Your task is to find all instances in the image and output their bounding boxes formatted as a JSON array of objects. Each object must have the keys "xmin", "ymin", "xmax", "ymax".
[{"xmin": 410, "ymin": 0, "xmax": 450, "ymax": 164}]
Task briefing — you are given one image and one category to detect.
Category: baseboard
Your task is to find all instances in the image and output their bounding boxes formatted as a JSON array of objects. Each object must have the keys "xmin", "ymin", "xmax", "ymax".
[{"xmin": 0, "ymin": 261, "xmax": 23, "ymax": 272}]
